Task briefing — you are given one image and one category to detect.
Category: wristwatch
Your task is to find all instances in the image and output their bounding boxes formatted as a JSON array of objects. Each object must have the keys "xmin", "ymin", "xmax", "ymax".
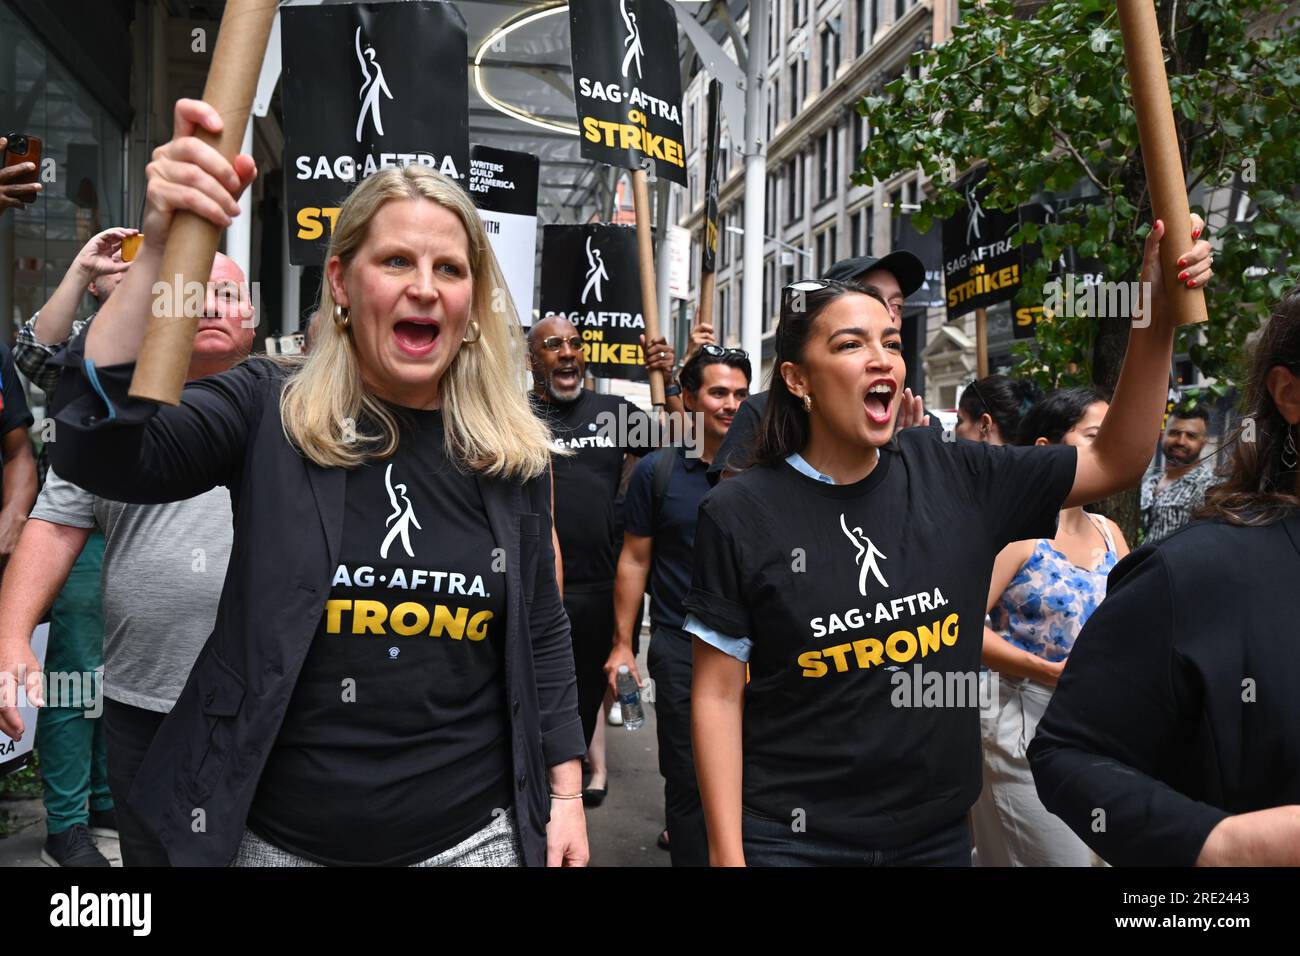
[{"xmin": 664, "ymin": 383, "xmax": 682, "ymax": 398}]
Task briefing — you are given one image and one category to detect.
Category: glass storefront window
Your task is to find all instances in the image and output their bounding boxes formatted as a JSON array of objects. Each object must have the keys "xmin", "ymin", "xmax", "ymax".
[{"xmin": 1, "ymin": 5, "xmax": 126, "ymax": 373}]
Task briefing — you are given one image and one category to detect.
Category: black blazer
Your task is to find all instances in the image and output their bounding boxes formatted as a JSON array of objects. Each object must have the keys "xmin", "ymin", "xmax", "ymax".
[
  {"xmin": 1028, "ymin": 514, "xmax": 1300, "ymax": 866},
  {"xmin": 48, "ymin": 333, "xmax": 585, "ymax": 866}
]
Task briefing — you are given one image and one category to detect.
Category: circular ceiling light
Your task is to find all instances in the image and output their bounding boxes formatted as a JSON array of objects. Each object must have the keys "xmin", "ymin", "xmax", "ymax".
[{"xmin": 474, "ymin": 3, "xmax": 579, "ymax": 135}]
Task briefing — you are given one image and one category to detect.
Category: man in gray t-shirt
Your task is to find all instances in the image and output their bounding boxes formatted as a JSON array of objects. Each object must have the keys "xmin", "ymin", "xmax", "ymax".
[
  {"xmin": 31, "ymin": 471, "xmax": 233, "ymax": 711},
  {"xmin": 0, "ymin": 250, "xmax": 256, "ymax": 866}
]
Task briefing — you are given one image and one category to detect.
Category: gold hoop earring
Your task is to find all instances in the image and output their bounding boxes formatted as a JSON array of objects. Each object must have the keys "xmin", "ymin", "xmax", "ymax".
[
  {"xmin": 333, "ymin": 304, "xmax": 350, "ymax": 330},
  {"xmin": 462, "ymin": 320, "xmax": 481, "ymax": 345},
  {"xmin": 803, "ymin": 394, "xmax": 813, "ymax": 413}
]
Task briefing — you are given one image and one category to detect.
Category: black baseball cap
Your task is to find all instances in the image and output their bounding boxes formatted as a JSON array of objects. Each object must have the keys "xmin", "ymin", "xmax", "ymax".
[{"xmin": 823, "ymin": 250, "xmax": 925, "ymax": 298}]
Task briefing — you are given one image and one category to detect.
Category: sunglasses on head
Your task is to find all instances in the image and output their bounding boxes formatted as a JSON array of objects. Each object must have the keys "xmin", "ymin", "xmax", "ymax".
[
  {"xmin": 784, "ymin": 279, "xmax": 836, "ymax": 298},
  {"xmin": 964, "ymin": 377, "xmax": 990, "ymax": 417},
  {"xmin": 540, "ymin": 335, "xmax": 583, "ymax": 352},
  {"xmin": 698, "ymin": 344, "xmax": 748, "ymax": 359}
]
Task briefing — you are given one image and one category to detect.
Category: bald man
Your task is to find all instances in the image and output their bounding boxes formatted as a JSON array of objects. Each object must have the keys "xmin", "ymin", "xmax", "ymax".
[{"xmin": 1, "ymin": 251, "xmax": 256, "ymax": 867}]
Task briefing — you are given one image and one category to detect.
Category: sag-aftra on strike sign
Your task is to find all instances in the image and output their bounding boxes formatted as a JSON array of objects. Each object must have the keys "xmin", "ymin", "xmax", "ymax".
[
  {"xmin": 568, "ymin": 0, "xmax": 687, "ymax": 187},
  {"xmin": 281, "ymin": 1, "xmax": 470, "ymax": 265}
]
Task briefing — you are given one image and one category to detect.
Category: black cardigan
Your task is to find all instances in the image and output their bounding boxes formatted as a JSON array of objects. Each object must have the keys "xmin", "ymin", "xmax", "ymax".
[
  {"xmin": 1028, "ymin": 514, "xmax": 1300, "ymax": 866},
  {"xmin": 48, "ymin": 333, "xmax": 585, "ymax": 866}
]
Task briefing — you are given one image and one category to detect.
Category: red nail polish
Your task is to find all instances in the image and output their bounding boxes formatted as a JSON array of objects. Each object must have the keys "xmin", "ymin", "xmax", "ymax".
[
  {"xmin": 1186, "ymin": 279, "xmax": 1195, "ymax": 288},
  {"xmin": 1178, "ymin": 271, "xmax": 1188, "ymax": 281},
  {"xmin": 1177, "ymin": 259, "xmax": 1186, "ymax": 268},
  {"xmin": 1193, "ymin": 228, "xmax": 1202, "ymax": 238}
]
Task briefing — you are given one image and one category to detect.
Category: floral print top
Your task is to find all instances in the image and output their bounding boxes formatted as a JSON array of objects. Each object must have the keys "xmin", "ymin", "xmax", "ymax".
[{"xmin": 989, "ymin": 512, "xmax": 1117, "ymax": 663}]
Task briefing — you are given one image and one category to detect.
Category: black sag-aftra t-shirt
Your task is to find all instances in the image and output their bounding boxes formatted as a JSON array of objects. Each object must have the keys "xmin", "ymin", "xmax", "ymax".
[
  {"xmin": 247, "ymin": 408, "xmax": 512, "ymax": 866},
  {"xmin": 683, "ymin": 429, "xmax": 1077, "ymax": 849},
  {"xmin": 531, "ymin": 390, "xmax": 653, "ymax": 591}
]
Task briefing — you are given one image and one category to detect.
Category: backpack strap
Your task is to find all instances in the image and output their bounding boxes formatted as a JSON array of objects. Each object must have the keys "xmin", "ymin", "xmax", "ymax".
[{"xmin": 650, "ymin": 447, "xmax": 677, "ymax": 529}]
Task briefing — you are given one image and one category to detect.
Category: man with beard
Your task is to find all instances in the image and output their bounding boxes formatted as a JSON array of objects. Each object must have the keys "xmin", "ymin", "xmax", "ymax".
[
  {"xmin": 527, "ymin": 318, "xmax": 675, "ymax": 758},
  {"xmin": 1141, "ymin": 403, "xmax": 1217, "ymax": 543}
]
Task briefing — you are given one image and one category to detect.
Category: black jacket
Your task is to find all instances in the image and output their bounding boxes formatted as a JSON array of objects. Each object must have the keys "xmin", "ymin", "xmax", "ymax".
[
  {"xmin": 1028, "ymin": 514, "xmax": 1300, "ymax": 866},
  {"xmin": 48, "ymin": 334, "xmax": 585, "ymax": 866}
]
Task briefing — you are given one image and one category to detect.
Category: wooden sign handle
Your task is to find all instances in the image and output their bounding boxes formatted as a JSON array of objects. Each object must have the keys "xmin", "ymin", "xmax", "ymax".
[
  {"xmin": 1117, "ymin": 0, "xmax": 1208, "ymax": 327},
  {"xmin": 631, "ymin": 168, "xmax": 666, "ymax": 406},
  {"xmin": 130, "ymin": 0, "xmax": 279, "ymax": 404},
  {"xmin": 697, "ymin": 270, "xmax": 716, "ymax": 343}
]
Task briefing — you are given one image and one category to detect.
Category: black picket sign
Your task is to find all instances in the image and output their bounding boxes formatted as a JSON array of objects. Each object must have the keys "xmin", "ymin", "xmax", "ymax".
[
  {"xmin": 568, "ymin": 0, "xmax": 687, "ymax": 187},
  {"xmin": 281, "ymin": 1, "xmax": 469, "ymax": 265},
  {"xmin": 539, "ymin": 224, "xmax": 647, "ymax": 382},
  {"xmin": 940, "ymin": 167, "xmax": 1024, "ymax": 321},
  {"xmin": 701, "ymin": 79, "xmax": 722, "ymax": 276}
]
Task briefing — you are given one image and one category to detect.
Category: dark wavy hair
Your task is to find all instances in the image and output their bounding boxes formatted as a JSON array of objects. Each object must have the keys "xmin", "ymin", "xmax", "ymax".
[
  {"xmin": 752, "ymin": 279, "xmax": 892, "ymax": 465},
  {"xmin": 678, "ymin": 348, "xmax": 752, "ymax": 395},
  {"xmin": 1198, "ymin": 292, "xmax": 1300, "ymax": 526},
  {"xmin": 1016, "ymin": 387, "xmax": 1110, "ymax": 446},
  {"xmin": 959, "ymin": 374, "xmax": 1039, "ymax": 442}
]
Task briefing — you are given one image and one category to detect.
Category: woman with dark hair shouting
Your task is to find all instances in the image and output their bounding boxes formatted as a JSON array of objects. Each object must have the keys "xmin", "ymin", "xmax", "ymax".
[
  {"xmin": 0, "ymin": 99, "xmax": 587, "ymax": 867},
  {"xmin": 684, "ymin": 217, "xmax": 1212, "ymax": 867},
  {"xmin": 1028, "ymin": 292, "xmax": 1300, "ymax": 867}
]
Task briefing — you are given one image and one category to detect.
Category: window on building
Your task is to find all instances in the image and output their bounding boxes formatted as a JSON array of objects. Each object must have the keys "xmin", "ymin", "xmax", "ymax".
[
  {"xmin": 831, "ymin": 126, "xmax": 840, "ymax": 195},
  {"xmin": 818, "ymin": 128, "xmax": 838, "ymax": 201},
  {"xmin": 896, "ymin": 0, "xmax": 911, "ymax": 22},
  {"xmin": 852, "ymin": 109, "xmax": 869, "ymax": 162},
  {"xmin": 857, "ymin": 0, "xmax": 872, "ymax": 55},
  {"xmin": 850, "ymin": 209, "xmax": 863, "ymax": 258},
  {"xmin": 718, "ymin": 284, "xmax": 730, "ymax": 343},
  {"xmin": 792, "ymin": 0, "xmax": 807, "ymax": 30},
  {"xmin": 769, "ymin": 0, "xmax": 780, "ymax": 60},
  {"xmin": 820, "ymin": 24, "xmax": 839, "ymax": 91},
  {"xmin": 764, "ymin": 255, "xmax": 777, "ymax": 331},
  {"xmin": 866, "ymin": 204, "xmax": 876, "ymax": 256},
  {"xmin": 789, "ymin": 61, "xmax": 800, "ymax": 116},
  {"xmin": 889, "ymin": 187, "xmax": 903, "ymax": 246},
  {"xmin": 829, "ymin": 224, "xmax": 839, "ymax": 265},
  {"xmin": 786, "ymin": 159, "xmax": 803, "ymax": 222},
  {"xmin": 783, "ymin": 246, "xmax": 800, "ymax": 287}
]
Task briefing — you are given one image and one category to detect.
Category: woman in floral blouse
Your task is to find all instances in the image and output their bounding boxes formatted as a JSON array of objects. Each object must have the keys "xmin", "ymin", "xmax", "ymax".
[{"xmin": 972, "ymin": 387, "xmax": 1129, "ymax": 866}]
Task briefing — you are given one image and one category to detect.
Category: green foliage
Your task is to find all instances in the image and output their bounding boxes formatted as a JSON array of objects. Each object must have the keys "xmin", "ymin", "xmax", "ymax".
[{"xmin": 857, "ymin": 0, "xmax": 1300, "ymax": 390}]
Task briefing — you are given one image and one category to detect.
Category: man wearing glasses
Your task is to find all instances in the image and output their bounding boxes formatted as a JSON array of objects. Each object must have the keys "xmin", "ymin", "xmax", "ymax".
[
  {"xmin": 527, "ymin": 316, "xmax": 676, "ymax": 755},
  {"xmin": 709, "ymin": 251, "xmax": 933, "ymax": 482}
]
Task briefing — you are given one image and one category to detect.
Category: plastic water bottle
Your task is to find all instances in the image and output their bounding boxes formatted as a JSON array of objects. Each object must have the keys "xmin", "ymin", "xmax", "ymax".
[{"xmin": 616, "ymin": 665, "xmax": 645, "ymax": 731}]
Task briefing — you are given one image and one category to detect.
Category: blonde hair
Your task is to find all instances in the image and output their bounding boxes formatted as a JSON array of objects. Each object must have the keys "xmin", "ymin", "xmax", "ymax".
[{"xmin": 278, "ymin": 165, "xmax": 553, "ymax": 480}]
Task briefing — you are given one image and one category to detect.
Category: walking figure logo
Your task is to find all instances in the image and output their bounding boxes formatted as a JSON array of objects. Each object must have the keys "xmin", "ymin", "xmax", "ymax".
[
  {"xmin": 355, "ymin": 26, "xmax": 393, "ymax": 143},
  {"xmin": 840, "ymin": 513, "xmax": 888, "ymax": 596},
  {"xmin": 581, "ymin": 236, "xmax": 609, "ymax": 305},
  {"xmin": 381, "ymin": 463, "xmax": 421, "ymax": 560},
  {"xmin": 965, "ymin": 184, "xmax": 985, "ymax": 245},
  {"xmin": 620, "ymin": 0, "xmax": 644, "ymax": 81}
]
